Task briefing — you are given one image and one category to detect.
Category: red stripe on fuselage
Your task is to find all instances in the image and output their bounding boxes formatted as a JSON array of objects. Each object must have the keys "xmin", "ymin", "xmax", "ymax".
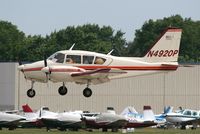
[
  {"xmin": 23, "ymin": 65, "xmax": 178, "ymax": 72},
  {"xmin": 23, "ymin": 67, "xmax": 43, "ymax": 72},
  {"xmin": 77, "ymin": 65, "xmax": 178, "ymax": 71}
]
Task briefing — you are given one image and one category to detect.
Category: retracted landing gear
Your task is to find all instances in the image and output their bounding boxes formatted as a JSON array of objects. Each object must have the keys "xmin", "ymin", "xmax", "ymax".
[
  {"xmin": 27, "ymin": 81, "xmax": 36, "ymax": 98},
  {"xmin": 58, "ymin": 82, "xmax": 68, "ymax": 96}
]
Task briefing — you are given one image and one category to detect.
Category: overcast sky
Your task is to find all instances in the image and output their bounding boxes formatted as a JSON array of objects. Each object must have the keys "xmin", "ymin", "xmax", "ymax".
[{"xmin": 0, "ymin": 0, "xmax": 199, "ymax": 41}]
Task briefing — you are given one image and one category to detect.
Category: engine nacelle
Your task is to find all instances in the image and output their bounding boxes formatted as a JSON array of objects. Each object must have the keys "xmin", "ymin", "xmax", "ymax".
[{"xmin": 46, "ymin": 65, "xmax": 85, "ymax": 82}]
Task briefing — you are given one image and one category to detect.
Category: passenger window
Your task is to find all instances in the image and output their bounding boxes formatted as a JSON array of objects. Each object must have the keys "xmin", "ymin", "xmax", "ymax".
[
  {"xmin": 83, "ymin": 56, "xmax": 94, "ymax": 64},
  {"xmin": 66, "ymin": 55, "xmax": 81, "ymax": 64},
  {"xmin": 94, "ymin": 57, "xmax": 106, "ymax": 64},
  {"xmin": 193, "ymin": 111, "xmax": 198, "ymax": 116}
]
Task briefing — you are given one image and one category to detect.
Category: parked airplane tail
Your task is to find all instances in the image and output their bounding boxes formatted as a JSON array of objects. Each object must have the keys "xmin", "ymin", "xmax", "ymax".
[
  {"xmin": 143, "ymin": 106, "xmax": 155, "ymax": 121},
  {"xmin": 120, "ymin": 106, "xmax": 138, "ymax": 116},
  {"xmin": 22, "ymin": 104, "xmax": 39, "ymax": 119},
  {"xmin": 144, "ymin": 27, "xmax": 182, "ymax": 63},
  {"xmin": 164, "ymin": 106, "xmax": 173, "ymax": 114},
  {"xmin": 107, "ymin": 107, "xmax": 116, "ymax": 115},
  {"xmin": 22, "ymin": 104, "xmax": 33, "ymax": 112}
]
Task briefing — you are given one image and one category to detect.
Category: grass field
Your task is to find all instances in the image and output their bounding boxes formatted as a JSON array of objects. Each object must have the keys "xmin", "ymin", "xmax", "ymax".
[{"xmin": 0, "ymin": 128, "xmax": 200, "ymax": 134}]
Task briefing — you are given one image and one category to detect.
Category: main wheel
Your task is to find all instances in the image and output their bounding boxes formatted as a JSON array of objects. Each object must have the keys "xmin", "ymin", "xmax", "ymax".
[
  {"xmin": 27, "ymin": 89, "xmax": 36, "ymax": 98},
  {"xmin": 181, "ymin": 125, "xmax": 186, "ymax": 130},
  {"xmin": 102, "ymin": 128, "xmax": 108, "ymax": 132},
  {"xmin": 83, "ymin": 88, "xmax": 92, "ymax": 97},
  {"xmin": 58, "ymin": 86, "xmax": 68, "ymax": 95}
]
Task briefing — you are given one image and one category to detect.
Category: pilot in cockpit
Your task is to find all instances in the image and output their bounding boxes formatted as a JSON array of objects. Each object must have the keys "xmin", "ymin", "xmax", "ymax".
[
  {"xmin": 66, "ymin": 58, "xmax": 74, "ymax": 64},
  {"xmin": 94, "ymin": 57, "xmax": 105, "ymax": 64}
]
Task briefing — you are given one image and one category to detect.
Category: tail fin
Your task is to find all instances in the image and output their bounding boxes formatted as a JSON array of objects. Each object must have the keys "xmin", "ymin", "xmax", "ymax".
[
  {"xmin": 120, "ymin": 106, "xmax": 138, "ymax": 116},
  {"xmin": 107, "ymin": 107, "xmax": 116, "ymax": 115},
  {"xmin": 22, "ymin": 104, "xmax": 33, "ymax": 112},
  {"xmin": 143, "ymin": 106, "xmax": 155, "ymax": 121},
  {"xmin": 164, "ymin": 106, "xmax": 173, "ymax": 114},
  {"xmin": 144, "ymin": 27, "xmax": 182, "ymax": 63}
]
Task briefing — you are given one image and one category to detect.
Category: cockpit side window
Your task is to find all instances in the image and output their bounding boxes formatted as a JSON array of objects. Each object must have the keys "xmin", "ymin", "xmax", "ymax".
[
  {"xmin": 48, "ymin": 53, "xmax": 65, "ymax": 63},
  {"xmin": 94, "ymin": 56, "xmax": 106, "ymax": 65},
  {"xmin": 183, "ymin": 110, "xmax": 191, "ymax": 116},
  {"xmin": 66, "ymin": 55, "xmax": 81, "ymax": 64},
  {"xmin": 83, "ymin": 55, "xmax": 94, "ymax": 64}
]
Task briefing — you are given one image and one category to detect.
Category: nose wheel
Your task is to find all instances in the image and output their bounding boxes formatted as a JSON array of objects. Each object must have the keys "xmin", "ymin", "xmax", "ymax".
[
  {"xmin": 27, "ymin": 89, "xmax": 36, "ymax": 98},
  {"xmin": 58, "ymin": 83, "xmax": 68, "ymax": 96},
  {"xmin": 83, "ymin": 87, "xmax": 92, "ymax": 97}
]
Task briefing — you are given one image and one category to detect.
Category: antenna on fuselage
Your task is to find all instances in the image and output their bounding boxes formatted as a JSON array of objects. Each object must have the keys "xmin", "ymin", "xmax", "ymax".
[
  {"xmin": 69, "ymin": 43, "xmax": 75, "ymax": 51},
  {"xmin": 107, "ymin": 49, "xmax": 114, "ymax": 55}
]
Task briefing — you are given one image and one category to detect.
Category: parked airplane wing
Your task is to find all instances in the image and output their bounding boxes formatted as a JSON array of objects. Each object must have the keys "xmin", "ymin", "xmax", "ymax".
[
  {"xmin": 180, "ymin": 118, "xmax": 200, "ymax": 126},
  {"xmin": 105, "ymin": 119, "xmax": 128, "ymax": 127},
  {"xmin": 0, "ymin": 118, "xmax": 25, "ymax": 127},
  {"xmin": 71, "ymin": 68, "xmax": 126, "ymax": 84}
]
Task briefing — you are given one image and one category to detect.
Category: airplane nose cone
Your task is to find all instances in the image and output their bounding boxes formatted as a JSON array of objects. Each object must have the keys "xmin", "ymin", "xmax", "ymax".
[{"xmin": 18, "ymin": 65, "xmax": 24, "ymax": 71}]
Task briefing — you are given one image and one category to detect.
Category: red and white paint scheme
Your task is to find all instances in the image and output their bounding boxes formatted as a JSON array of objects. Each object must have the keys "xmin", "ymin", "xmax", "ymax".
[{"xmin": 18, "ymin": 27, "xmax": 182, "ymax": 98}]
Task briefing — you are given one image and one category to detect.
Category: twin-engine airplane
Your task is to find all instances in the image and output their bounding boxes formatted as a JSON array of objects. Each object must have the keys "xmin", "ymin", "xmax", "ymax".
[{"xmin": 18, "ymin": 27, "xmax": 182, "ymax": 98}]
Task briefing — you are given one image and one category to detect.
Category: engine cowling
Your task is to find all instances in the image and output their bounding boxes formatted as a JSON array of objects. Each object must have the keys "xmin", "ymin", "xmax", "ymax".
[{"xmin": 42, "ymin": 65, "xmax": 85, "ymax": 82}]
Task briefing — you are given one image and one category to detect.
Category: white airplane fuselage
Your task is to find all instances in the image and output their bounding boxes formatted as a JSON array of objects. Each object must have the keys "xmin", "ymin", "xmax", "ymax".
[{"xmin": 19, "ymin": 50, "xmax": 178, "ymax": 83}]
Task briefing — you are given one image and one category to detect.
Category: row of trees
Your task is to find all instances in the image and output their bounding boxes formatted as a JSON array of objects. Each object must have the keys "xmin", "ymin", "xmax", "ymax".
[{"xmin": 0, "ymin": 15, "xmax": 200, "ymax": 62}]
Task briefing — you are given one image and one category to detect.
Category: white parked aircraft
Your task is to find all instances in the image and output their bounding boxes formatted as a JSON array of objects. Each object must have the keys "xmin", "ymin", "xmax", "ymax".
[
  {"xmin": 41, "ymin": 110, "xmax": 84, "ymax": 131},
  {"xmin": 21, "ymin": 104, "xmax": 46, "ymax": 128},
  {"xmin": 22, "ymin": 104, "xmax": 83, "ymax": 131},
  {"xmin": 121, "ymin": 106, "xmax": 157, "ymax": 128},
  {"xmin": 82, "ymin": 107, "xmax": 127, "ymax": 132},
  {"xmin": 0, "ymin": 112, "xmax": 25, "ymax": 130},
  {"xmin": 18, "ymin": 27, "xmax": 182, "ymax": 98},
  {"xmin": 166, "ymin": 109, "xmax": 200, "ymax": 129}
]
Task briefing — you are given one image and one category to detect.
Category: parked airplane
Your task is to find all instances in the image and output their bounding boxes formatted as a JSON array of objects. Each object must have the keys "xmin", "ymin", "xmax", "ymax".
[
  {"xmin": 121, "ymin": 106, "xmax": 157, "ymax": 128},
  {"xmin": 0, "ymin": 112, "xmax": 25, "ymax": 130},
  {"xmin": 22, "ymin": 104, "xmax": 83, "ymax": 131},
  {"xmin": 18, "ymin": 27, "xmax": 182, "ymax": 98},
  {"xmin": 82, "ymin": 107, "xmax": 127, "ymax": 132},
  {"xmin": 21, "ymin": 104, "xmax": 45, "ymax": 128},
  {"xmin": 154, "ymin": 106, "xmax": 173, "ymax": 125},
  {"xmin": 41, "ymin": 110, "xmax": 84, "ymax": 131},
  {"xmin": 166, "ymin": 108, "xmax": 200, "ymax": 129}
]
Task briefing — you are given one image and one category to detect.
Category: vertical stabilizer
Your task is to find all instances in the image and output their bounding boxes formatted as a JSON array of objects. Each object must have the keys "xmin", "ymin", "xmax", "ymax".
[
  {"xmin": 22, "ymin": 104, "xmax": 33, "ymax": 112},
  {"xmin": 107, "ymin": 107, "xmax": 116, "ymax": 115},
  {"xmin": 120, "ymin": 106, "xmax": 138, "ymax": 116},
  {"xmin": 143, "ymin": 106, "xmax": 155, "ymax": 121},
  {"xmin": 144, "ymin": 28, "xmax": 182, "ymax": 63},
  {"xmin": 164, "ymin": 106, "xmax": 173, "ymax": 114}
]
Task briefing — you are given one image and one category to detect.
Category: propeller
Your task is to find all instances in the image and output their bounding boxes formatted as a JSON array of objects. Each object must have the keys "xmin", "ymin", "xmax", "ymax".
[
  {"xmin": 42, "ymin": 55, "xmax": 50, "ymax": 82},
  {"xmin": 44, "ymin": 55, "xmax": 47, "ymax": 67},
  {"xmin": 17, "ymin": 56, "xmax": 25, "ymax": 74}
]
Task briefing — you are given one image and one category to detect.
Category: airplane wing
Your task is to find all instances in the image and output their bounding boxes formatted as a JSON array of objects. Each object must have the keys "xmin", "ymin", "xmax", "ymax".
[
  {"xmin": 0, "ymin": 119, "xmax": 25, "ymax": 127},
  {"xmin": 105, "ymin": 119, "xmax": 128, "ymax": 128},
  {"xmin": 41, "ymin": 118, "xmax": 83, "ymax": 128},
  {"xmin": 180, "ymin": 118, "xmax": 200, "ymax": 126},
  {"xmin": 71, "ymin": 68, "xmax": 126, "ymax": 85}
]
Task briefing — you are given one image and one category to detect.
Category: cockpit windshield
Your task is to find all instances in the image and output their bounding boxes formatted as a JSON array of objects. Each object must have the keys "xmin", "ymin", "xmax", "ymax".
[{"xmin": 48, "ymin": 53, "xmax": 65, "ymax": 63}]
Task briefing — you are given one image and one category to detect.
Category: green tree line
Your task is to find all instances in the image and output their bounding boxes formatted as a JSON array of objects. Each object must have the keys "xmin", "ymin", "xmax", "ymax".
[{"xmin": 0, "ymin": 15, "xmax": 200, "ymax": 62}]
